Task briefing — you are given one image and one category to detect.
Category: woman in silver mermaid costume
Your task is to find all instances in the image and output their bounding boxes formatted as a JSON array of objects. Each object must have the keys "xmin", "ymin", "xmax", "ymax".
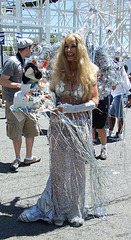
[{"xmin": 18, "ymin": 33, "xmax": 106, "ymax": 227}]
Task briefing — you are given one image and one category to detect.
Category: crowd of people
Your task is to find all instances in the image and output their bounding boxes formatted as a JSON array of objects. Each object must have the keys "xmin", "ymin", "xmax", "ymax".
[
  {"xmin": 93, "ymin": 57, "xmax": 131, "ymax": 159},
  {"xmin": 0, "ymin": 34, "xmax": 131, "ymax": 227}
]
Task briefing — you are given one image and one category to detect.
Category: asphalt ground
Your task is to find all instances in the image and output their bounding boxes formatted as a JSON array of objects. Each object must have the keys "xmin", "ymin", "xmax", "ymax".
[{"xmin": 0, "ymin": 106, "xmax": 131, "ymax": 240}]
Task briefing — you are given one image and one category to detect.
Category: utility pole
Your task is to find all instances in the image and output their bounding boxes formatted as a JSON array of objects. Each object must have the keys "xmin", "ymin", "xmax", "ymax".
[{"xmin": 0, "ymin": 31, "xmax": 4, "ymax": 71}]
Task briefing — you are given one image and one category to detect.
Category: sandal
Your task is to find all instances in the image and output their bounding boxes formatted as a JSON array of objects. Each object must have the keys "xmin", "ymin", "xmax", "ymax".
[
  {"xmin": 10, "ymin": 159, "xmax": 21, "ymax": 171},
  {"xmin": 54, "ymin": 219, "xmax": 64, "ymax": 226},
  {"xmin": 70, "ymin": 217, "xmax": 84, "ymax": 227}
]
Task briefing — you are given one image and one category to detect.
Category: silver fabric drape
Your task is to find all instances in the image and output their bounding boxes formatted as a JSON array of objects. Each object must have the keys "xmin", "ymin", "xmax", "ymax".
[{"xmin": 18, "ymin": 111, "xmax": 107, "ymax": 224}]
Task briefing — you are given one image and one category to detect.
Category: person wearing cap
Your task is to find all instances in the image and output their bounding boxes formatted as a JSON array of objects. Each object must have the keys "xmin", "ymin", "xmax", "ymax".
[{"xmin": 0, "ymin": 38, "xmax": 41, "ymax": 170}]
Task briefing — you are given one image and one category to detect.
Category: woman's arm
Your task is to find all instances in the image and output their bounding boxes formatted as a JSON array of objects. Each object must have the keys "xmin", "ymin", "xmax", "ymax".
[
  {"xmin": 91, "ymin": 84, "xmax": 99, "ymax": 107},
  {"xmin": 52, "ymin": 83, "xmax": 99, "ymax": 114},
  {"xmin": 57, "ymin": 84, "xmax": 98, "ymax": 114}
]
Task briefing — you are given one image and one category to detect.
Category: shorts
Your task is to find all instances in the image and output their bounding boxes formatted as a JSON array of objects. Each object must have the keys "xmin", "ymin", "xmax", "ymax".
[
  {"xmin": 128, "ymin": 94, "xmax": 131, "ymax": 99},
  {"xmin": 92, "ymin": 110, "xmax": 109, "ymax": 129},
  {"xmin": 6, "ymin": 101, "xmax": 40, "ymax": 140},
  {"xmin": 110, "ymin": 95, "xmax": 123, "ymax": 118},
  {"xmin": 92, "ymin": 96, "xmax": 110, "ymax": 129}
]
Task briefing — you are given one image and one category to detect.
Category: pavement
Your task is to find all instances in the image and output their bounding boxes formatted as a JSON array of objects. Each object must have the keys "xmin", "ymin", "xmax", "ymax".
[{"xmin": 0, "ymin": 105, "xmax": 131, "ymax": 240}]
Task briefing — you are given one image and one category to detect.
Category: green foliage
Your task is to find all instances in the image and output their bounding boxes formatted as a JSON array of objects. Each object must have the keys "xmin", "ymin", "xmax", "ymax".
[{"xmin": 50, "ymin": 34, "xmax": 57, "ymax": 44}]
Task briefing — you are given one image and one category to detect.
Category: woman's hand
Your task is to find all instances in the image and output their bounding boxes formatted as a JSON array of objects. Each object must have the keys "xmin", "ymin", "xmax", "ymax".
[{"xmin": 52, "ymin": 105, "xmax": 64, "ymax": 114}]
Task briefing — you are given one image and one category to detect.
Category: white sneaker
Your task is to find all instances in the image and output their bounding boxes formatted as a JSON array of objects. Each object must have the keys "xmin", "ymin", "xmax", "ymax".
[
  {"xmin": 109, "ymin": 130, "xmax": 114, "ymax": 137},
  {"xmin": 100, "ymin": 148, "xmax": 107, "ymax": 160},
  {"xmin": 114, "ymin": 132, "xmax": 123, "ymax": 140}
]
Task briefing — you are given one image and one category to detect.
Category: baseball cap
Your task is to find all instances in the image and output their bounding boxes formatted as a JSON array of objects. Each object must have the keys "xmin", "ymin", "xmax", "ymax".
[{"xmin": 17, "ymin": 38, "xmax": 33, "ymax": 49}]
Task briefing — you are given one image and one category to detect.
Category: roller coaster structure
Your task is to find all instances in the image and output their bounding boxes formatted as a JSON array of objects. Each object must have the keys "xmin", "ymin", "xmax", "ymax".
[{"xmin": 0, "ymin": 0, "xmax": 131, "ymax": 57}]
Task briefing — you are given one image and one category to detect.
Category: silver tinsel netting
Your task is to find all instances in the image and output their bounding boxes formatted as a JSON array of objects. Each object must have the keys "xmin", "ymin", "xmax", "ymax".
[{"xmin": 18, "ymin": 111, "xmax": 114, "ymax": 223}]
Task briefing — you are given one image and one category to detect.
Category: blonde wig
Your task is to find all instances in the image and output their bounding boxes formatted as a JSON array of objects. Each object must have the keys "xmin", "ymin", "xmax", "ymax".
[{"xmin": 51, "ymin": 33, "xmax": 99, "ymax": 102}]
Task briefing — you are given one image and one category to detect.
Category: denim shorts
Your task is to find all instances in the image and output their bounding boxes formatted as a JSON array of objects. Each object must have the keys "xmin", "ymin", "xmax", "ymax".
[{"xmin": 110, "ymin": 95, "xmax": 123, "ymax": 118}]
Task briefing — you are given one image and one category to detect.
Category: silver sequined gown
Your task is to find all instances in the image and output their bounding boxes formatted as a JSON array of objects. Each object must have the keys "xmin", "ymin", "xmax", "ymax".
[{"xmin": 18, "ymin": 83, "xmax": 106, "ymax": 224}]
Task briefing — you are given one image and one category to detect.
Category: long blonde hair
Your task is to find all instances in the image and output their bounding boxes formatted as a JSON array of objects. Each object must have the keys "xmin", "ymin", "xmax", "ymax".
[{"xmin": 51, "ymin": 33, "xmax": 98, "ymax": 101}]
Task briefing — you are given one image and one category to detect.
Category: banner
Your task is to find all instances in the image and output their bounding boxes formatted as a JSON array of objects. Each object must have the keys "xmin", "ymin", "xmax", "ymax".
[{"xmin": 16, "ymin": 32, "xmax": 21, "ymax": 44}]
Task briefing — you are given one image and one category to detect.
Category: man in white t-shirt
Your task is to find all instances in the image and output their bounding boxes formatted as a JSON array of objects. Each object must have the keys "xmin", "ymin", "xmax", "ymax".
[{"xmin": 109, "ymin": 57, "xmax": 131, "ymax": 140}]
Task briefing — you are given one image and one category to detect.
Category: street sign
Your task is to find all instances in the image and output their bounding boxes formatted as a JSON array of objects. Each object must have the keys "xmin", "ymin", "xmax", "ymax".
[{"xmin": 0, "ymin": 32, "xmax": 5, "ymax": 45}]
